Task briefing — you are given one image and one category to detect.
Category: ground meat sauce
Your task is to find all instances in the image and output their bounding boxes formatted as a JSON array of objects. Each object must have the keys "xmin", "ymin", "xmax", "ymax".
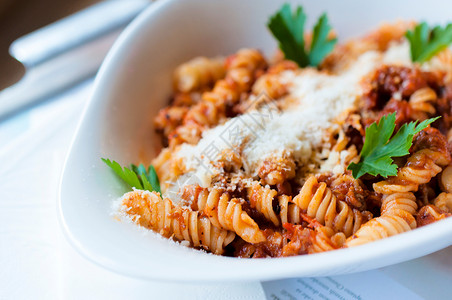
[
  {"xmin": 234, "ymin": 228, "xmax": 288, "ymax": 258},
  {"xmin": 434, "ymin": 84, "xmax": 452, "ymax": 134},
  {"xmin": 233, "ymin": 221, "xmax": 318, "ymax": 258},
  {"xmin": 345, "ymin": 125, "xmax": 365, "ymax": 152},
  {"xmin": 378, "ymin": 98, "xmax": 414, "ymax": 129},
  {"xmin": 241, "ymin": 201, "xmax": 277, "ymax": 229},
  {"xmin": 280, "ymin": 223, "xmax": 312, "ymax": 256},
  {"xmin": 434, "ymin": 96, "xmax": 452, "ymax": 134},
  {"xmin": 415, "ymin": 183, "xmax": 437, "ymax": 207},
  {"xmin": 317, "ymin": 174, "xmax": 381, "ymax": 212},
  {"xmin": 412, "ymin": 127, "xmax": 448, "ymax": 152},
  {"xmin": 276, "ymin": 181, "xmax": 293, "ymax": 196},
  {"xmin": 363, "ymin": 65, "xmax": 444, "ymax": 111},
  {"xmin": 180, "ymin": 185, "xmax": 203, "ymax": 210},
  {"xmin": 416, "ymin": 205, "xmax": 450, "ymax": 227}
]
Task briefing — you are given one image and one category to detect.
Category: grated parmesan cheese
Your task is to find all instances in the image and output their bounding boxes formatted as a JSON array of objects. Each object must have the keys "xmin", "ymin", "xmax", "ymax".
[
  {"xmin": 383, "ymin": 39, "xmax": 412, "ymax": 66},
  {"xmin": 172, "ymin": 43, "xmax": 411, "ymax": 189}
]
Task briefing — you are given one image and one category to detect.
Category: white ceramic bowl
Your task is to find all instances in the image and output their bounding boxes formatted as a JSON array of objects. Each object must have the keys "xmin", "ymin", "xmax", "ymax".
[{"xmin": 59, "ymin": 0, "xmax": 452, "ymax": 281}]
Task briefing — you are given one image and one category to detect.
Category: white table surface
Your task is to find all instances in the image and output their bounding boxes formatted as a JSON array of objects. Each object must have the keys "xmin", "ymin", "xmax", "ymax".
[{"xmin": 1, "ymin": 79, "xmax": 451, "ymax": 300}]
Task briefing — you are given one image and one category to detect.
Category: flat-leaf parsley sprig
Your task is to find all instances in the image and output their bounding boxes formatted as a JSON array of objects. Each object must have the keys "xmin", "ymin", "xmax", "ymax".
[
  {"xmin": 267, "ymin": 3, "xmax": 337, "ymax": 68},
  {"xmin": 405, "ymin": 22, "xmax": 452, "ymax": 63},
  {"xmin": 347, "ymin": 113, "xmax": 439, "ymax": 179},
  {"xmin": 102, "ymin": 158, "xmax": 161, "ymax": 194}
]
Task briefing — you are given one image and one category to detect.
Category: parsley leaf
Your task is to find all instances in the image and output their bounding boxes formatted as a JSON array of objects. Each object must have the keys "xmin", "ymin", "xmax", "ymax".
[
  {"xmin": 268, "ymin": 4, "xmax": 308, "ymax": 67},
  {"xmin": 309, "ymin": 13, "xmax": 337, "ymax": 66},
  {"xmin": 405, "ymin": 22, "xmax": 452, "ymax": 63},
  {"xmin": 130, "ymin": 163, "xmax": 161, "ymax": 194},
  {"xmin": 102, "ymin": 158, "xmax": 161, "ymax": 194},
  {"xmin": 347, "ymin": 113, "xmax": 440, "ymax": 179},
  {"xmin": 267, "ymin": 4, "xmax": 336, "ymax": 67}
]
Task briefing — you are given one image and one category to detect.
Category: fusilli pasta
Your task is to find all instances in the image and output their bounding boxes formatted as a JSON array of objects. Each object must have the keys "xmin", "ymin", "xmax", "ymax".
[
  {"xmin": 257, "ymin": 153, "xmax": 296, "ymax": 185},
  {"xmin": 417, "ymin": 205, "xmax": 450, "ymax": 227},
  {"xmin": 122, "ymin": 190, "xmax": 235, "ymax": 254},
  {"xmin": 433, "ymin": 192, "xmax": 452, "ymax": 213},
  {"xmin": 346, "ymin": 192, "xmax": 417, "ymax": 246},
  {"xmin": 345, "ymin": 215, "xmax": 412, "ymax": 247},
  {"xmin": 409, "ymin": 87, "xmax": 437, "ymax": 119},
  {"xmin": 173, "ymin": 57, "xmax": 225, "ymax": 93},
  {"xmin": 292, "ymin": 176, "xmax": 370, "ymax": 237},
  {"xmin": 373, "ymin": 129, "xmax": 451, "ymax": 194},
  {"xmin": 115, "ymin": 22, "xmax": 452, "ymax": 258},
  {"xmin": 168, "ymin": 49, "xmax": 267, "ymax": 147},
  {"xmin": 247, "ymin": 183, "xmax": 301, "ymax": 226},
  {"xmin": 181, "ymin": 185, "xmax": 265, "ymax": 243}
]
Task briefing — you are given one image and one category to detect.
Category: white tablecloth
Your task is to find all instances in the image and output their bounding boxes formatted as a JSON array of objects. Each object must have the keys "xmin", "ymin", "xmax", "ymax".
[{"xmin": 0, "ymin": 79, "xmax": 450, "ymax": 299}]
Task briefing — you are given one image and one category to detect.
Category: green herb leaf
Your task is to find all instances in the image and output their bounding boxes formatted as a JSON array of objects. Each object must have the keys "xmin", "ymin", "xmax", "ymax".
[
  {"xmin": 347, "ymin": 113, "xmax": 439, "ymax": 179},
  {"xmin": 267, "ymin": 4, "xmax": 336, "ymax": 67},
  {"xmin": 405, "ymin": 22, "xmax": 452, "ymax": 63},
  {"xmin": 102, "ymin": 158, "xmax": 161, "ymax": 193},
  {"xmin": 130, "ymin": 164, "xmax": 154, "ymax": 192},
  {"xmin": 309, "ymin": 13, "xmax": 337, "ymax": 66},
  {"xmin": 147, "ymin": 165, "xmax": 161, "ymax": 194},
  {"xmin": 267, "ymin": 4, "xmax": 308, "ymax": 67},
  {"xmin": 130, "ymin": 163, "xmax": 161, "ymax": 194}
]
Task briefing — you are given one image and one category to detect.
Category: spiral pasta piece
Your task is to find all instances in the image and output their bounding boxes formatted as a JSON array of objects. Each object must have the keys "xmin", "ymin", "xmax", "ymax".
[
  {"xmin": 154, "ymin": 106, "xmax": 190, "ymax": 138},
  {"xmin": 185, "ymin": 186, "xmax": 265, "ymax": 243},
  {"xmin": 345, "ymin": 215, "xmax": 412, "ymax": 247},
  {"xmin": 439, "ymin": 165, "xmax": 452, "ymax": 193},
  {"xmin": 251, "ymin": 60, "xmax": 297, "ymax": 99},
  {"xmin": 257, "ymin": 154, "xmax": 296, "ymax": 185},
  {"xmin": 373, "ymin": 148, "xmax": 450, "ymax": 194},
  {"xmin": 121, "ymin": 190, "xmax": 235, "ymax": 254},
  {"xmin": 169, "ymin": 49, "xmax": 267, "ymax": 146},
  {"xmin": 296, "ymin": 215, "xmax": 346, "ymax": 254},
  {"xmin": 409, "ymin": 87, "xmax": 437, "ymax": 116},
  {"xmin": 278, "ymin": 195, "xmax": 302, "ymax": 225},
  {"xmin": 447, "ymin": 129, "xmax": 452, "ymax": 143},
  {"xmin": 309, "ymin": 227, "xmax": 346, "ymax": 254},
  {"xmin": 374, "ymin": 128, "xmax": 451, "ymax": 195},
  {"xmin": 433, "ymin": 192, "xmax": 452, "ymax": 213},
  {"xmin": 417, "ymin": 204, "xmax": 449, "ymax": 227},
  {"xmin": 247, "ymin": 183, "xmax": 279, "ymax": 226},
  {"xmin": 381, "ymin": 192, "xmax": 418, "ymax": 229},
  {"xmin": 292, "ymin": 176, "xmax": 369, "ymax": 237},
  {"xmin": 247, "ymin": 183, "xmax": 303, "ymax": 226},
  {"xmin": 173, "ymin": 56, "xmax": 225, "ymax": 93},
  {"xmin": 151, "ymin": 148, "xmax": 180, "ymax": 190},
  {"xmin": 427, "ymin": 48, "xmax": 452, "ymax": 83},
  {"xmin": 346, "ymin": 192, "xmax": 417, "ymax": 247}
]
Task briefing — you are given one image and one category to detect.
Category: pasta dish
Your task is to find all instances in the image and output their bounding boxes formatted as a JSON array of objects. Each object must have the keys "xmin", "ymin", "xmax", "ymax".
[{"xmin": 106, "ymin": 5, "xmax": 452, "ymax": 258}]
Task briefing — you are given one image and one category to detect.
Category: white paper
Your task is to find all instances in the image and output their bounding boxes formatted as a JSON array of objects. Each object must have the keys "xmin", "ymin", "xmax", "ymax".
[{"xmin": 262, "ymin": 271, "xmax": 422, "ymax": 300}]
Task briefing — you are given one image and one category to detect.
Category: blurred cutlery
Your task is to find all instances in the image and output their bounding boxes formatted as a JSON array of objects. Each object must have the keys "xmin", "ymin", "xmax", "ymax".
[{"xmin": 0, "ymin": 0, "xmax": 150, "ymax": 120}]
